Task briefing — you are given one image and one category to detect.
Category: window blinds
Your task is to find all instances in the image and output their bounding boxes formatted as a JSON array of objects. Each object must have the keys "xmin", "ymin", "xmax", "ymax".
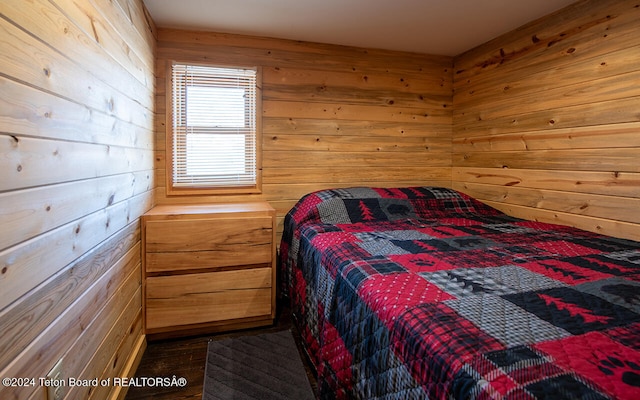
[{"xmin": 171, "ymin": 63, "xmax": 257, "ymax": 188}]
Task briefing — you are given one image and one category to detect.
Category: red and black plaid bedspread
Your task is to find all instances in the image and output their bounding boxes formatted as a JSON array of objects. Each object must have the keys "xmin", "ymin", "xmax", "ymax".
[{"xmin": 279, "ymin": 187, "xmax": 640, "ymax": 399}]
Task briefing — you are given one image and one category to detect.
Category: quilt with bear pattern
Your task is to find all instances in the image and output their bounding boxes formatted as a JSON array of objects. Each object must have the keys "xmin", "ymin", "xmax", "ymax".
[{"xmin": 279, "ymin": 187, "xmax": 640, "ymax": 399}]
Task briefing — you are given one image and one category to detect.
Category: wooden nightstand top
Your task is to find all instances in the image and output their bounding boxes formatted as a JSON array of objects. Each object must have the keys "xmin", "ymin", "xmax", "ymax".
[{"xmin": 143, "ymin": 201, "xmax": 274, "ymax": 218}]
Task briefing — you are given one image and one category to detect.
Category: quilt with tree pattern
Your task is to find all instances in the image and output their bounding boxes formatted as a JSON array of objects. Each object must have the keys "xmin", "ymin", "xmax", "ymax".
[{"xmin": 280, "ymin": 187, "xmax": 640, "ymax": 399}]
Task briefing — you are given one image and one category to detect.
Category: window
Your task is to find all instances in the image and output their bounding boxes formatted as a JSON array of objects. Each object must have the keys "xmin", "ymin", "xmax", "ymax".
[{"xmin": 168, "ymin": 62, "xmax": 261, "ymax": 194}]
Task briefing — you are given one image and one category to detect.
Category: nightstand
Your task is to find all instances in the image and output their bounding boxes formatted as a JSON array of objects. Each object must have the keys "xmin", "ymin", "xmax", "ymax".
[{"xmin": 141, "ymin": 202, "xmax": 276, "ymax": 338}]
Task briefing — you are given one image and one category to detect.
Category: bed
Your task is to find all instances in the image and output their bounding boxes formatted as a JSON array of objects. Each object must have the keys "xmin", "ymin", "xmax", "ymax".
[{"xmin": 279, "ymin": 186, "xmax": 640, "ymax": 399}]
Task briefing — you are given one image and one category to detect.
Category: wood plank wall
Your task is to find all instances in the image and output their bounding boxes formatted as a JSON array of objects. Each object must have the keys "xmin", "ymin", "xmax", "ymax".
[
  {"xmin": 0, "ymin": 1, "xmax": 155, "ymax": 399},
  {"xmin": 453, "ymin": 0, "xmax": 640, "ymax": 241},
  {"xmin": 154, "ymin": 30, "xmax": 453, "ymax": 235}
]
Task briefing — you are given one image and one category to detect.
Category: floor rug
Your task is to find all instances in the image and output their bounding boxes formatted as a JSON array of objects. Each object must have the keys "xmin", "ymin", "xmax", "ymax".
[{"xmin": 202, "ymin": 330, "xmax": 315, "ymax": 400}]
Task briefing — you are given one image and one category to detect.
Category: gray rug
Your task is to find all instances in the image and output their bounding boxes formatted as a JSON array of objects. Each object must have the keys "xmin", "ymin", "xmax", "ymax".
[{"xmin": 203, "ymin": 330, "xmax": 315, "ymax": 400}]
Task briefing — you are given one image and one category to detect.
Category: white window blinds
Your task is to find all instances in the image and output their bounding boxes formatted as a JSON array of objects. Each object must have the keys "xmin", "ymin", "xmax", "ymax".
[{"xmin": 171, "ymin": 63, "xmax": 258, "ymax": 189}]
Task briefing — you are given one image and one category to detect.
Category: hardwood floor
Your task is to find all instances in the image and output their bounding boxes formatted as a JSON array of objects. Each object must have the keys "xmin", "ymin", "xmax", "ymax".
[{"xmin": 125, "ymin": 301, "xmax": 317, "ymax": 400}]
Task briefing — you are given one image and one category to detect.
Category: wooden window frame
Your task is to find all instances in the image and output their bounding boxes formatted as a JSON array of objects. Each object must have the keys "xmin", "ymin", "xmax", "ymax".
[{"xmin": 165, "ymin": 60, "xmax": 263, "ymax": 196}]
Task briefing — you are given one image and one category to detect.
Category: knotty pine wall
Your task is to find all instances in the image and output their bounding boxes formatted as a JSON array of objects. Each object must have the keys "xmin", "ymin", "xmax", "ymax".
[
  {"xmin": 453, "ymin": 0, "xmax": 640, "ymax": 242},
  {"xmin": 0, "ymin": 1, "xmax": 155, "ymax": 399},
  {"xmin": 154, "ymin": 30, "xmax": 453, "ymax": 235}
]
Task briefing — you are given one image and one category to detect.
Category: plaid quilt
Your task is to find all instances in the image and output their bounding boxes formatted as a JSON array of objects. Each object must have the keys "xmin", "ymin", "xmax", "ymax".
[{"xmin": 279, "ymin": 187, "xmax": 640, "ymax": 399}]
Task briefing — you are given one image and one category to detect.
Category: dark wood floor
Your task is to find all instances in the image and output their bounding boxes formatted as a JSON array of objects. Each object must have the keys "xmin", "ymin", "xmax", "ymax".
[{"xmin": 125, "ymin": 302, "xmax": 317, "ymax": 400}]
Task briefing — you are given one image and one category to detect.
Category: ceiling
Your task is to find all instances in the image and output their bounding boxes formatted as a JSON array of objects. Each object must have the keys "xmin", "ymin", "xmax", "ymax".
[{"xmin": 143, "ymin": 0, "xmax": 578, "ymax": 56}]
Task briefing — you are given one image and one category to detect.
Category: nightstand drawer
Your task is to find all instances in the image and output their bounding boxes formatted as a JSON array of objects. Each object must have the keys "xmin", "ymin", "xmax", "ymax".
[
  {"xmin": 146, "ymin": 268, "xmax": 272, "ymax": 330},
  {"xmin": 145, "ymin": 217, "xmax": 273, "ymax": 273}
]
